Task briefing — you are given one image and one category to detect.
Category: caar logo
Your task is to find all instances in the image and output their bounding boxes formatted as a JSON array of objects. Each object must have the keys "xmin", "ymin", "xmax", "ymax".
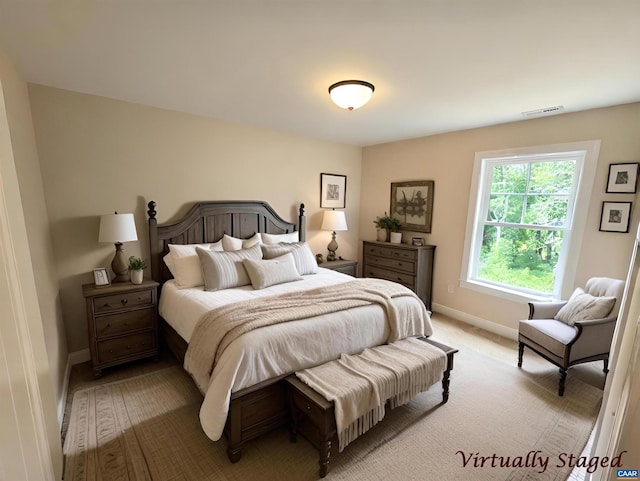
[{"xmin": 617, "ymin": 469, "xmax": 638, "ymax": 479}]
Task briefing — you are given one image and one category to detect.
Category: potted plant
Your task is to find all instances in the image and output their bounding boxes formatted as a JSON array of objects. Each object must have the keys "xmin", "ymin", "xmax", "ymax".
[
  {"xmin": 374, "ymin": 213, "xmax": 403, "ymax": 242},
  {"xmin": 128, "ymin": 256, "xmax": 147, "ymax": 285}
]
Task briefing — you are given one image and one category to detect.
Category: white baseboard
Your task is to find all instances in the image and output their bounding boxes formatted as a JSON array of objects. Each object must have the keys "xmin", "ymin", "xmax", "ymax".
[
  {"xmin": 432, "ymin": 302, "xmax": 519, "ymax": 341},
  {"xmin": 58, "ymin": 349, "xmax": 91, "ymax": 426},
  {"xmin": 69, "ymin": 348, "xmax": 90, "ymax": 366}
]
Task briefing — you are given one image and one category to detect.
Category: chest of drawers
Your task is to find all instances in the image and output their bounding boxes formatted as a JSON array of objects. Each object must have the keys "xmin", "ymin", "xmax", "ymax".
[
  {"xmin": 362, "ymin": 241, "xmax": 435, "ymax": 310},
  {"xmin": 82, "ymin": 280, "xmax": 159, "ymax": 377}
]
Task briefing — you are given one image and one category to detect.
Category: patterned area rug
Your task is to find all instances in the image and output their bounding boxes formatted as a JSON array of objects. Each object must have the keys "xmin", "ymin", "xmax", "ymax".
[{"xmin": 63, "ymin": 346, "xmax": 602, "ymax": 481}]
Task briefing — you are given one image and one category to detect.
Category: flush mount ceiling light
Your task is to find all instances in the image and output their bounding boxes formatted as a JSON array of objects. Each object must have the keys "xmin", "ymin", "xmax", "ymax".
[{"xmin": 328, "ymin": 80, "xmax": 375, "ymax": 111}]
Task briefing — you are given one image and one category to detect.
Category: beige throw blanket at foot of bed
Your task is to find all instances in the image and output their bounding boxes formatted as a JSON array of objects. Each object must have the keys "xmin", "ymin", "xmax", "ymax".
[
  {"xmin": 295, "ymin": 337, "xmax": 447, "ymax": 452},
  {"xmin": 185, "ymin": 278, "xmax": 428, "ymax": 394}
]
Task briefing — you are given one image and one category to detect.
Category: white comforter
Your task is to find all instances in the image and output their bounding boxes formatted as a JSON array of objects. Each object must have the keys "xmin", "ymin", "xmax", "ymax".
[{"xmin": 159, "ymin": 268, "xmax": 434, "ymax": 441}]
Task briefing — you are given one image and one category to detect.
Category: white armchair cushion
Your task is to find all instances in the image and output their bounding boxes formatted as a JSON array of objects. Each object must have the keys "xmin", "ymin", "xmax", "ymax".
[{"xmin": 554, "ymin": 288, "xmax": 616, "ymax": 326}]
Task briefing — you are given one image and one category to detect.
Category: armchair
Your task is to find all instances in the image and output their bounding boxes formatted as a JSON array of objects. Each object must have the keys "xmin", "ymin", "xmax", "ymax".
[{"xmin": 518, "ymin": 277, "xmax": 625, "ymax": 396}]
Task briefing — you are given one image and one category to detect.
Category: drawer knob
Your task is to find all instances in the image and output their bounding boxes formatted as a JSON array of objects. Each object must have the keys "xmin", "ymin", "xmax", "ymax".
[
  {"xmin": 121, "ymin": 299, "xmax": 128, "ymax": 305},
  {"xmin": 306, "ymin": 405, "xmax": 311, "ymax": 411},
  {"xmin": 109, "ymin": 349, "xmax": 113, "ymax": 353}
]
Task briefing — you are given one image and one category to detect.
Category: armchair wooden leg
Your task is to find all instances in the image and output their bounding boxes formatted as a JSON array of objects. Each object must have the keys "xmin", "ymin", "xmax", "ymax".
[
  {"xmin": 517, "ymin": 342, "xmax": 524, "ymax": 368},
  {"xmin": 558, "ymin": 368, "xmax": 567, "ymax": 396},
  {"xmin": 603, "ymin": 358, "xmax": 609, "ymax": 374}
]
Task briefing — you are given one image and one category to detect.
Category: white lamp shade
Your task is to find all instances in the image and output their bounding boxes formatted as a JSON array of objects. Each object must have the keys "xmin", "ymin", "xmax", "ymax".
[
  {"xmin": 98, "ymin": 213, "xmax": 138, "ymax": 243},
  {"xmin": 321, "ymin": 210, "xmax": 348, "ymax": 232},
  {"xmin": 329, "ymin": 80, "xmax": 375, "ymax": 110}
]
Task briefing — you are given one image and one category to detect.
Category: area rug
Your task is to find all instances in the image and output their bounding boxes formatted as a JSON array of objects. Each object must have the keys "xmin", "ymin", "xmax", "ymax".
[{"xmin": 63, "ymin": 346, "xmax": 602, "ymax": 481}]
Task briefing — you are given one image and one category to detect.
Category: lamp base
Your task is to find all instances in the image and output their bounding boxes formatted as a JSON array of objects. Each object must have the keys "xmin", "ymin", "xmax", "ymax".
[
  {"xmin": 111, "ymin": 242, "xmax": 130, "ymax": 282},
  {"xmin": 327, "ymin": 231, "xmax": 338, "ymax": 262}
]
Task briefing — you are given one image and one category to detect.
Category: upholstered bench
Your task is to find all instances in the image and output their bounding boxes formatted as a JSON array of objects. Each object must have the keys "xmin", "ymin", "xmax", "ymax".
[{"xmin": 285, "ymin": 337, "xmax": 458, "ymax": 478}]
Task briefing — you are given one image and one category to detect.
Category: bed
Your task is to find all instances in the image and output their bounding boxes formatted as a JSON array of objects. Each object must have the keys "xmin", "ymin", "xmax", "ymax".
[{"xmin": 146, "ymin": 200, "xmax": 433, "ymax": 462}]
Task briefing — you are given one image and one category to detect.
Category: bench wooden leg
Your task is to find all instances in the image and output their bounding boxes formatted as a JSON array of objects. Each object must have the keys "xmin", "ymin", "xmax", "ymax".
[{"xmin": 319, "ymin": 439, "xmax": 331, "ymax": 478}]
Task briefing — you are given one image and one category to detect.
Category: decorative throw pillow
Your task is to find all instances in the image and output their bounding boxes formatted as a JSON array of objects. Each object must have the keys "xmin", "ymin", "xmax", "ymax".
[
  {"xmin": 242, "ymin": 253, "xmax": 302, "ymax": 289},
  {"xmin": 167, "ymin": 242, "xmax": 223, "ymax": 288},
  {"xmin": 261, "ymin": 242, "xmax": 318, "ymax": 275},
  {"xmin": 196, "ymin": 243, "xmax": 262, "ymax": 291},
  {"xmin": 554, "ymin": 288, "xmax": 616, "ymax": 326},
  {"xmin": 261, "ymin": 231, "xmax": 300, "ymax": 245},
  {"xmin": 222, "ymin": 233, "xmax": 262, "ymax": 251}
]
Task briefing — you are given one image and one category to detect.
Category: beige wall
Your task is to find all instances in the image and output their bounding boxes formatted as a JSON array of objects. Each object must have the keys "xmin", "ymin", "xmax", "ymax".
[
  {"xmin": 361, "ymin": 103, "xmax": 640, "ymax": 332},
  {"xmin": 28, "ymin": 84, "xmax": 362, "ymax": 353},
  {"xmin": 0, "ymin": 49, "xmax": 63, "ymax": 480}
]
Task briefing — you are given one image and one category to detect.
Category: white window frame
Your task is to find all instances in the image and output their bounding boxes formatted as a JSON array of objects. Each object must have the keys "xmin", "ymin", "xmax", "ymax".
[{"xmin": 461, "ymin": 140, "xmax": 601, "ymax": 303}]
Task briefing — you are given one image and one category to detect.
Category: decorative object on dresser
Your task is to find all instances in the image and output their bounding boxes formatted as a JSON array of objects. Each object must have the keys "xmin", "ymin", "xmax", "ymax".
[
  {"xmin": 320, "ymin": 173, "xmax": 346, "ymax": 209},
  {"xmin": 82, "ymin": 280, "xmax": 159, "ymax": 377},
  {"xmin": 362, "ymin": 240, "xmax": 435, "ymax": 310},
  {"xmin": 320, "ymin": 209, "xmax": 348, "ymax": 261},
  {"xmin": 128, "ymin": 256, "xmax": 147, "ymax": 285},
  {"xmin": 321, "ymin": 259, "xmax": 357, "ymax": 277},
  {"xmin": 373, "ymin": 212, "xmax": 402, "ymax": 242},
  {"xmin": 92, "ymin": 267, "xmax": 111, "ymax": 287},
  {"xmin": 390, "ymin": 180, "xmax": 434, "ymax": 233},
  {"xmin": 98, "ymin": 212, "xmax": 139, "ymax": 282}
]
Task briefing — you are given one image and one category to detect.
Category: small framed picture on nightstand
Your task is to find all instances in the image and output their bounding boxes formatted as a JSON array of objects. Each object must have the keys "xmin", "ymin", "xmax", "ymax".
[{"xmin": 93, "ymin": 268, "xmax": 111, "ymax": 288}]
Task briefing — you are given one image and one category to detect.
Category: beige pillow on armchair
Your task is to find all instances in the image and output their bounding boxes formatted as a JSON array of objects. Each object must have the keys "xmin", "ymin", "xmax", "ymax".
[{"xmin": 554, "ymin": 288, "xmax": 616, "ymax": 326}]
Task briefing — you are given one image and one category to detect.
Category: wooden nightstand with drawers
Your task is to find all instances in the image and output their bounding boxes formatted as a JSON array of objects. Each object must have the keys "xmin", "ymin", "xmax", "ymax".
[
  {"xmin": 321, "ymin": 259, "xmax": 358, "ymax": 277},
  {"xmin": 82, "ymin": 280, "xmax": 159, "ymax": 377}
]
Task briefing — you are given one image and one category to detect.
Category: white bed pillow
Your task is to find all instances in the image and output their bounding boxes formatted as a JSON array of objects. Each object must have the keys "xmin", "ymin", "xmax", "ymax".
[
  {"xmin": 554, "ymin": 288, "xmax": 616, "ymax": 326},
  {"xmin": 242, "ymin": 253, "xmax": 302, "ymax": 289},
  {"xmin": 261, "ymin": 231, "xmax": 299, "ymax": 245},
  {"xmin": 196, "ymin": 243, "xmax": 262, "ymax": 291},
  {"xmin": 261, "ymin": 242, "xmax": 318, "ymax": 275},
  {"xmin": 167, "ymin": 242, "xmax": 223, "ymax": 288},
  {"xmin": 222, "ymin": 233, "xmax": 262, "ymax": 251}
]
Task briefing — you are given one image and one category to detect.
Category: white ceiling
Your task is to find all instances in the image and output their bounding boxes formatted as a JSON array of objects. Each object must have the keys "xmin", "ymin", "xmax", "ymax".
[{"xmin": 1, "ymin": 0, "xmax": 639, "ymax": 146}]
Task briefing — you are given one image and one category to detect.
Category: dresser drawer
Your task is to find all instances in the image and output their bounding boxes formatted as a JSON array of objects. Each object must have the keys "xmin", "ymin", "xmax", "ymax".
[
  {"xmin": 95, "ymin": 308, "xmax": 154, "ymax": 339},
  {"xmin": 97, "ymin": 331, "xmax": 155, "ymax": 363},
  {"xmin": 363, "ymin": 244, "xmax": 416, "ymax": 261},
  {"xmin": 93, "ymin": 289, "xmax": 153, "ymax": 314},
  {"xmin": 363, "ymin": 265, "xmax": 415, "ymax": 288},
  {"xmin": 363, "ymin": 255, "xmax": 416, "ymax": 274}
]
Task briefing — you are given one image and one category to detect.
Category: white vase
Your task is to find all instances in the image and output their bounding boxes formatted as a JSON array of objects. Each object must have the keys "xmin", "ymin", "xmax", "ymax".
[
  {"xmin": 130, "ymin": 269, "xmax": 144, "ymax": 285},
  {"xmin": 390, "ymin": 232, "xmax": 402, "ymax": 244}
]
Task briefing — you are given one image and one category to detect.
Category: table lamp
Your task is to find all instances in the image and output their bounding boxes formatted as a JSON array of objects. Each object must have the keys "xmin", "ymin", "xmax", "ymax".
[
  {"xmin": 321, "ymin": 210, "xmax": 348, "ymax": 261},
  {"xmin": 99, "ymin": 212, "xmax": 138, "ymax": 282}
]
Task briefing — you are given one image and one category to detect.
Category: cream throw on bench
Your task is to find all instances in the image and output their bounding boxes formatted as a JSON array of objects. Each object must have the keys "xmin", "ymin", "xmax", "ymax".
[{"xmin": 296, "ymin": 337, "xmax": 447, "ymax": 452}]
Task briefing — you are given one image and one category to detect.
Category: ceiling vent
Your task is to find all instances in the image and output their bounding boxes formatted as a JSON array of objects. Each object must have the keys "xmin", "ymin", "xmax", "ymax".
[{"xmin": 522, "ymin": 105, "xmax": 565, "ymax": 118}]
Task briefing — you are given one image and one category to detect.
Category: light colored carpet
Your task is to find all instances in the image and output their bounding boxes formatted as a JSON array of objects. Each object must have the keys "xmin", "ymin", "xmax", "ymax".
[{"xmin": 63, "ymin": 346, "xmax": 602, "ymax": 481}]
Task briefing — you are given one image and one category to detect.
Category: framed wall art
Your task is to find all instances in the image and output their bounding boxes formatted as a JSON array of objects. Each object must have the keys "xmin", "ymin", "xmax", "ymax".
[
  {"xmin": 599, "ymin": 201, "xmax": 632, "ymax": 233},
  {"xmin": 606, "ymin": 162, "xmax": 639, "ymax": 193},
  {"xmin": 390, "ymin": 180, "xmax": 434, "ymax": 233},
  {"xmin": 320, "ymin": 173, "xmax": 346, "ymax": 209}
]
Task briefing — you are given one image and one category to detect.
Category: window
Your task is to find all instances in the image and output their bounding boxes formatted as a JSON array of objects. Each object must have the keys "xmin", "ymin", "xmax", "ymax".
[{"xmin": 461, "ymin": 141, "xmax": 600, "ymax": 301}]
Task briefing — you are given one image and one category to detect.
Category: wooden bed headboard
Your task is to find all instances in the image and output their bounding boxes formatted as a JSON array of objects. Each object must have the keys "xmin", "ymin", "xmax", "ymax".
[{"xmin": 147, "ymin": 200, "xmax": 306, "ymax": 284}]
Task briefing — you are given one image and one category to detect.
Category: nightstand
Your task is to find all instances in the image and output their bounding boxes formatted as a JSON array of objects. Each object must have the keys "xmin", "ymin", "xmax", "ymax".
[
  {"xmin": 82, "ymin": 280, "xmax": 159, "ymax": 377},
  {"xmin": 321, "ymin": 259, "xmax": 358, "ymax": 277}
]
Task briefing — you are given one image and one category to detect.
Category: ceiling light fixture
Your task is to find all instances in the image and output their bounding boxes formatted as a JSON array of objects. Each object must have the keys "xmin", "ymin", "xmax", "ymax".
[{"xmin": 328, "ymin": 80, "xmax": 375, "ymax": 111}]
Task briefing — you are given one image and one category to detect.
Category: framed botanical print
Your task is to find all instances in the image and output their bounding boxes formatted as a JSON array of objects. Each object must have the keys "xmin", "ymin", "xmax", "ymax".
[
  {"xmin": 606, "ymin": 162, "xmax": 639, "ymax": 193},
  {"xmin": 599, "ymin": 201, "xmax": 632, "ymax": 233},
  {"xmin": 390, "ymin": 180, "xmax": 435, "ymax": 233},
  {"xmin": 320, "ymin": 173, "xmax": 346, "ymax": 209}
]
